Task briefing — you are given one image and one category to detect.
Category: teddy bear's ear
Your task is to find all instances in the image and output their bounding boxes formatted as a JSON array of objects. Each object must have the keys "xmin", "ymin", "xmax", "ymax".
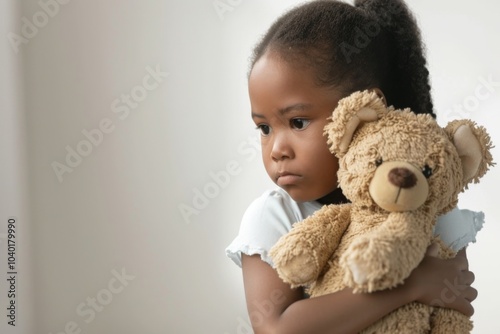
[
  {"xmin": 445, "ymin": 120, "xmax": 494, "ymax": 186},
  {"xmin": 324, "ymin": 90, "xmax": 388, "ymax": 157}
]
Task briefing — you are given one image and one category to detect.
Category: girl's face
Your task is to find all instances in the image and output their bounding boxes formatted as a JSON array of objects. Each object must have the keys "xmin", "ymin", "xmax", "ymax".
[{"xmin": 248, "ymin": 52, "xmax": 342, "ymax": 202}]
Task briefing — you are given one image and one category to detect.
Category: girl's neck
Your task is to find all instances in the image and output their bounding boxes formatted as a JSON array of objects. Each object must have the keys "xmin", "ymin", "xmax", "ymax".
[{"xmin": 316, "ymin": 188, "xmax": 350, "ymax": 205}]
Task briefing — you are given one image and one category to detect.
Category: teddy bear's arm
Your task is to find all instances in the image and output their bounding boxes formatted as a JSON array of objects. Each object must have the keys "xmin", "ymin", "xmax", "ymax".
[
  {"xmin": 342, "ymin": 211, "xmax": 433, "ymax": 293},
  {"xmin": 269, "ymin": 204, "xmax": 351, "ymax": 288}
]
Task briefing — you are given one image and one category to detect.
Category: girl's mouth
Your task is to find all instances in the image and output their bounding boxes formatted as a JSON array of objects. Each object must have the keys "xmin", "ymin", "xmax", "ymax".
[{"xmin": 276, "ymin": 173, "xmax": 302, "ymax": 186}]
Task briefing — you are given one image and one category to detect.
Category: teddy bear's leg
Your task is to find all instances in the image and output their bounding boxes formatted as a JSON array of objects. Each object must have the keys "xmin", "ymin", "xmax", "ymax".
[
  {"xmin": 270, "ymin": 204, "xmax": 351, "ymax": 287},
  {"xmin": 361, "ymin": 302, "xmax": 431, "ymax": 334},
  {"xmin": 342, "ymin": 211, "xmax": 434, "ymax": 292},
  {"xmin": 430, "ymin": 308, "xmax": 472, "ymax": 334}
]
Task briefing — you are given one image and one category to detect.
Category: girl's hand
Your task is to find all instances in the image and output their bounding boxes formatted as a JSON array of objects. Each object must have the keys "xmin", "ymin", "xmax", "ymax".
[{"xmin": 406, "ymin": 244, "xmax": 478, "ymax": 317}]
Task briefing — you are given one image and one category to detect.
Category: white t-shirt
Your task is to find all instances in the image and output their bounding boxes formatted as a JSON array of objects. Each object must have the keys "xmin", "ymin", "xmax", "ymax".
[{"xmin": 225, "ymin": 187, "xmax": 485, "ymax": 268}]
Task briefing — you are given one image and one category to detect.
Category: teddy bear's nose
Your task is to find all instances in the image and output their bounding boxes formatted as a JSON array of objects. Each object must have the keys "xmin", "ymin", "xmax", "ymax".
[{"xmin": 388, "ymin": 167, "xmax": 417, "ymax": 188}]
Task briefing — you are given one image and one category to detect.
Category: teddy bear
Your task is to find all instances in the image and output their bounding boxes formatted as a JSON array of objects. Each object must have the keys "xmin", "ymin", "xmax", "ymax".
[{"xmin": 269, "ymin": 90, "xmax": 494, "ymax": 333}]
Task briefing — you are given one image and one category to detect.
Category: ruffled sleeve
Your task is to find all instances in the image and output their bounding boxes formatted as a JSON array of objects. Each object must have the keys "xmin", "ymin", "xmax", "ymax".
[
  {"xmin": 434, "ymin": 207, "xmax": 485, "ymax": 252},
  {"xmin": 225, "ymin": 189, "xmax": 320, "ymax": 268}
]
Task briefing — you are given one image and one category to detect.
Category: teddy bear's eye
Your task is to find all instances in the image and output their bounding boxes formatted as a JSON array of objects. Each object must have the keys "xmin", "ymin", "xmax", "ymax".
[
  {"xmin": 422, "ymin": 165, "xmax": 433, "ymax": 178},
  {"xmin": 375, "ymin": 158, "xmax": 383, "ymax": 167}
]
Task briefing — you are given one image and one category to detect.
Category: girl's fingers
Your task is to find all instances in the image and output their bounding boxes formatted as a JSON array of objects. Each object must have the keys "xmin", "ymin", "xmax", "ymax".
[
  {"xmin": 464, "ymin": 286, "xmax": 478, "ymax": 303},
  {"xmin": 461, "ymin": 270, "xmax": 475, "ymax": 286},
  {"xmin": 454, "ymin": 254, "xmax": 469, "ymax": 271},
  {"xmin": 458, "ymin": 299, "xmax": 475, "ymax": 317}
]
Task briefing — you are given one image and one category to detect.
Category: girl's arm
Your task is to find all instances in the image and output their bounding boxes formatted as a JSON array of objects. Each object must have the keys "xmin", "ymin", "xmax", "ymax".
[{"xmin": 241, "ymin": 246, "xmax": 477, "ymax": 334}]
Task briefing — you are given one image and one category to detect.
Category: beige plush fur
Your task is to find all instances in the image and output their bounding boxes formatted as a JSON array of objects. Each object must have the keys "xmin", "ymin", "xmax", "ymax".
[{"xmin": 269, "ymin": 90, "xmax": 494, "ymax": 334}]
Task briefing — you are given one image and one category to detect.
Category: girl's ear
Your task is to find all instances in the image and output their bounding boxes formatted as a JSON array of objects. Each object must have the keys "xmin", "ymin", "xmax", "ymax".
[
  {"xmin": 445, "ymin": 120, "xmax": 494, "ymax": 187},
  {"xmin": 324, "ymin": 90, "xmax": 387, "ymax": 157}
]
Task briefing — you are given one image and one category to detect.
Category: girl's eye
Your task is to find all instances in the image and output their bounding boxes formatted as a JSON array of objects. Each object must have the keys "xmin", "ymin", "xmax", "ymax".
[
  {"xmin": 291, "ymin": 118, "xmax": 310, "ymax": 130},
  {"xmin": 256, "ymin": 124, "xmax": 271, "ymax": 136}
]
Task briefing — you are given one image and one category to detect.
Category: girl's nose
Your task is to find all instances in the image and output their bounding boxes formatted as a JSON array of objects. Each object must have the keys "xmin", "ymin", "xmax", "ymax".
[{"xmin": 271, "ymin": 134, "xmax": 294, "ymax": 161}]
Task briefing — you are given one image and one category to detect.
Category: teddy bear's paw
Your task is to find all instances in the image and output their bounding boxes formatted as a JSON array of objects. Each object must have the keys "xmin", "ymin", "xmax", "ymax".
[
  {"xmin": 345, "ymin": 256, "xmax": 369, "ymax": 285},
  {"xmin": 344, "ymin": 255, "xmax": 382, "ymax": 292},
  {"xmin": 276, "ymin": 253, "xmax": 319, "ymax": 286},
  {"xmin": 342, "ymin": 239, "xmax": 396, "ymax": 292}
]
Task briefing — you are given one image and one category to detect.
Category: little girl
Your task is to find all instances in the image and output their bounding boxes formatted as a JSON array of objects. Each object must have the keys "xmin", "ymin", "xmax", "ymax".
[{"xmin": 226, "ymin": 0, "xmax": 481, "ymax": 333}]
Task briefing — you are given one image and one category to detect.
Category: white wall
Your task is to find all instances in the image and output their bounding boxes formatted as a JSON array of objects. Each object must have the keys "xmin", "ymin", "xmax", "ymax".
[{"xmin": 1, "ymin": 0, "xmax": 499, "ymax": 333}]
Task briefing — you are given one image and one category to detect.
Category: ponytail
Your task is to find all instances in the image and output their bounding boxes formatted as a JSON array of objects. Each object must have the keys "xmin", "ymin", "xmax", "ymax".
[
  {"xmin": 355, "ymin": 0, "xmax": 435, "ymax": 116},
  {"xmin": 250, "ymin": 0, "xmax": 435, "ymax": 117}
]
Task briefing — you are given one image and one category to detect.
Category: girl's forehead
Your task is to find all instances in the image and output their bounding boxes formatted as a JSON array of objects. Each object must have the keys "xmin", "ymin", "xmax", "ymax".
[
  {"xmin": 250, "ymin": 54, "xmax": 313, "ymax": 85},
  {"xmin": 249, "ymin": 55, "xmax": 320, "ymax": 102},
  {"xmin": 249, "ymin": 55, "xmax": 343, "ymax": 113}
]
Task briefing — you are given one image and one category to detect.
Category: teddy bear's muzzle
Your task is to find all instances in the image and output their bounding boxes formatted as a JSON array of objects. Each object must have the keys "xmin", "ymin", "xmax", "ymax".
[{"xmin": 369, "ymin": 161, "xmax": 429, "ymax": 212}]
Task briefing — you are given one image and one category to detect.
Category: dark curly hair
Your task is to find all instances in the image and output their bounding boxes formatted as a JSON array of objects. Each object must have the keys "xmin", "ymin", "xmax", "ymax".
[{"xmin": 250, "ymin": 0, "xmax": 435, "ymax": 117}]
